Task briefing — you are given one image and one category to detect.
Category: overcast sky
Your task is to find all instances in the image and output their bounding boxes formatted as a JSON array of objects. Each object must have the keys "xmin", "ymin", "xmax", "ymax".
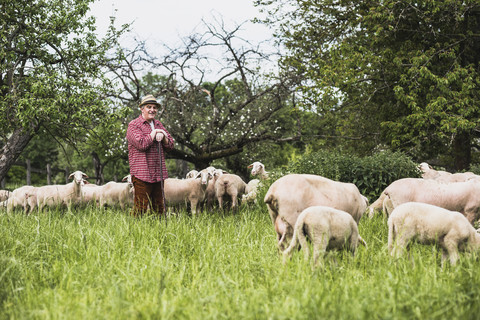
[{"xmin": 89, "ymin": 0, "xmax": 273, "ymax": 49}]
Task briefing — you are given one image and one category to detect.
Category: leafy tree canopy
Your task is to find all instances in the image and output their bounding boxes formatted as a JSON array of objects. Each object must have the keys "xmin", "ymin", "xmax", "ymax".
[{"xmin": 255, "ymin": 0, "xmax": 480, "ymax": 170}]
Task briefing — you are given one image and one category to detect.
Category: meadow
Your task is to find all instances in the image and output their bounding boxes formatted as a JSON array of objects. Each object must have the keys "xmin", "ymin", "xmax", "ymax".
[{"xmin": 1, "ymin": 204, "xmax": 480, "ymax": 320}]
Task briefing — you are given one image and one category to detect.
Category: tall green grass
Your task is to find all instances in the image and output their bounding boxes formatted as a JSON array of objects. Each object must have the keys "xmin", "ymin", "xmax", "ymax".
[{"xmin": 1, "ymin": 206, "xmax": 480, "ymax": 319}]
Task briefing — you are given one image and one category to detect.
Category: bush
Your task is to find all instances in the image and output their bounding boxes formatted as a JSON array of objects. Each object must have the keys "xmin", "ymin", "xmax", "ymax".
[{"xmin": 286, "ymin": 150, "xmax": 420, "ymax": 201}]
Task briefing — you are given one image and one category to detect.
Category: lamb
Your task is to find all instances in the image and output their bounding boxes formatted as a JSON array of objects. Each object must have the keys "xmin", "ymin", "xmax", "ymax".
[
  {"xmin": 264, "ymin": 174, "xmax": 368, "ymax": 251},
  {"xmin": 6, "ymin": 185, "xmax": 37, "ymax": 214},
  {"xmin": 241, "ymin": 178, "xmax": 260, "ymax": 205},
  {"xmin": 164, "ymin": 169, "xmax": 212, "ymax": 214},
  {"xmin": 388, "ymin": 202, "xmax": 480, "ymax": 266},
  {"xmin": 36, "ymin": 170, "xmax": 88, "ymax": 212},
  {"xmin": 371, "ymin": 177, "xmax": 480, "ymax": 224},
  {"xmin": 283, "ymin": 206, "xmax": 367, "ymax": 266},
  {"xmin": 215, "ymin": 173, "xmax": 247, "ymax": 212}
]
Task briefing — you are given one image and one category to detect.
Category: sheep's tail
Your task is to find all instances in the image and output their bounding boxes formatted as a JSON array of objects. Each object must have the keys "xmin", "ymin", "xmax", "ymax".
[{"xmin": 264, "ymin": 191, "xmax": 278, "ymax": 223}]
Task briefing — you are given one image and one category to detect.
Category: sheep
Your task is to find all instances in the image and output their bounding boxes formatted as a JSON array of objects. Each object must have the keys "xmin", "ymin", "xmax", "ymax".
[
  {"xmin": 418, "ymin": 162, "xmax": 477, "ymax": 182},
  {"xmin": 164, "ymin": 169, "xmax": 212, "ymax": 214},
  {"xmin": 36, "ymin": 170, "xmax": 88, "ymax": 212},
  {"xmin": 248, "ymin": 161, "xmax": 269, "ymax": 179},
  {"xmin": 97, "ymin": 175, "xmax": 134, "ymax": 209},
  {"xmin": 283, "ymin": 206, "xmax": 367, "ymax": 266},
  {"xmin": 186, "ymin": 170, "xmax": 199, "ymax": 179},
  {"xmin": 215, "ymin": 173, "xmax": 247, "ymax": 212},
  {"xmin": 388, "ymin": 202, "xmax": 480, "ymax": 266},
  {"xmin": 370, "ymin": 177, "xmax": 480, "ymax": 224},
  {"xmin": 203, "ymin": 168, "xmax": 226, "ymax": 210},
  {"xmin": 0, "ymin": 190, "xmax": 11, "ymax": 202},
  {"xmin": 241, "ymin": 178, "xmax": 260, "ymax": 205},
  {"xmin": 6, "ymin": 185, "xmax": 37, "ymax": 214},
  {"xmin": 264, "ymin": 174, "xmax": 368, "ymax": 252}
]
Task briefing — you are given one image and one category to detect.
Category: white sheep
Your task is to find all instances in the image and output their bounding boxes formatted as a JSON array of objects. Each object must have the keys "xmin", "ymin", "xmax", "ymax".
[
  {"xmin": 97, "ymin": 175, "xmax": 134, "ymax": 209},
  {"xmin": 36, "ymin": 170, "xmax": 88, "ymax": 212},
  {"xmin": 241, "ymin": 178, "xmax": 260, "ymax": 205},
  {"xmin": 215, "ymin": 173, "xmax": 247, "ymax": 212},
  {"xmin": 185, "ymin": 170, "xmax": 199, "ymax": 179},
  {"xmin": 203, "ymin": 168, "xmax": 226, "ymax": 210},
  {"xmin": 248, "ymin": 161, "xmax": 269, "ymax": 179},
  {"xmin": 283, "ymin": 206, "xmax": 367, "ymax": 266},
  {"xmin": 372, "ymin": 177, "xmax": 480, "ymax": 224},
  {"xmin": 388, "ymin": 202, "xmax": 480, "ymax": 266},
  {"xmin": 264, "ymin": 174, "xmax": 368, "ymax": 251},
  {"xmin": 418, "ymin": 162, "xmax": 452, "ymax": 180},
  {"xmin": 6, "ymin": 185, "xmax": 37, "ymax": 214},
  {"xmin": 164, "ymin": 169, "xmax": 212, "ymax": 214},
  {"xmin": 0, "ymin": 189, "xmax": 11, "ymax": 202}
]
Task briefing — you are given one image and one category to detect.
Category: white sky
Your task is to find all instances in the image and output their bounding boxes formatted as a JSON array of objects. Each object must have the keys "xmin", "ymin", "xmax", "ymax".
[{"xmin": 89, "ymin": 0, "xmax": 273, "ymax": 50}]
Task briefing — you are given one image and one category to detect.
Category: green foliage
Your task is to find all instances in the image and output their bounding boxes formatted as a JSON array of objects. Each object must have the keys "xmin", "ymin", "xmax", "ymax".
[
  {"xmin": 255, "ymin": 0, "xmax": 480, "ymax": 168},
  {"xmin": 1, "ymin": 208, "xmax": 480, "ymax": 319},
  {"xmin": 286, "ymin": 150, "xmax": 420, "ymax": 200}
]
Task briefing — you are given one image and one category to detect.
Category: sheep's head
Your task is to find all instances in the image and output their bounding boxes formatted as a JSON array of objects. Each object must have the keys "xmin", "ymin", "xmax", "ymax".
[
  {"xmin": 69, "ymin": 171, "xmax": 88, "ymax": 185},
  {"xmin": 248, "ymin": 162, "xmax": 264, "ymax": 176},
  {"xmin": 418, "ymin": 162, "xmax": 432, "ymax": 173},
  {"xmin": 122, "ymin": 174, "xmax": 133, "ymax": 186},
  {"xmin": 186, "ymin": 170, "xmax": 199, "ymax": 179},
  {"xmin": 196, "ymin": 170, "xmax": 212, "ymax": 186}
]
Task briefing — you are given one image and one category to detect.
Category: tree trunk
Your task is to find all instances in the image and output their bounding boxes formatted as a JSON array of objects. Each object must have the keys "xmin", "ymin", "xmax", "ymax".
[
  {"xmin": 0, "ymin": 127, "xmax": 35, "ymax": 183},
  {"xmin": 453, "ymin": 131, "xmax": 471, "ymax": 171}
]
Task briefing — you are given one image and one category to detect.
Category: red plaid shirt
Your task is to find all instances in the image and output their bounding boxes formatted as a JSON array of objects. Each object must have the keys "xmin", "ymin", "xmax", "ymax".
[{"xmin": 126, "ymin": 115, "xmax": 174, "ymax": 183}]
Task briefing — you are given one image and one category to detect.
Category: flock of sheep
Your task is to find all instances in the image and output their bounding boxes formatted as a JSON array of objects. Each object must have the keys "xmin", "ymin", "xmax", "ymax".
[
  {"xmin": 0, "ymin": 161, "xmax": 269, "ymax": 216},
  {"xmin": 270, "ymin": 162, "xmax": 480, "ymax": 266},
  {"xmin": 2, "ymin": 160, "xmax": 480, "ymax": 267}
]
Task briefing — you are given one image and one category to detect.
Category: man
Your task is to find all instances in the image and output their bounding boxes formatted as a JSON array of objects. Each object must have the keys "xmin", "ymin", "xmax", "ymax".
[{"xmin": 126, "ymin": 94, "xmax": 174, "ymax": 217}]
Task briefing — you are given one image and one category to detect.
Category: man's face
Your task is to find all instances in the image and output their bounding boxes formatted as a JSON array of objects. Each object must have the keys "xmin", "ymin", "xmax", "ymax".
[{"xmin": 141, "ymin": 104, "xmax": 158, "ymax": 121}]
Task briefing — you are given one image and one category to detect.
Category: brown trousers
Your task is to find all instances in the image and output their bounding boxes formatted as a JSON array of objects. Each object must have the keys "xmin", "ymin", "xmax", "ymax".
[{"xmin": 130, "ymin": 175, "xmax": 165, "ymax": 217}]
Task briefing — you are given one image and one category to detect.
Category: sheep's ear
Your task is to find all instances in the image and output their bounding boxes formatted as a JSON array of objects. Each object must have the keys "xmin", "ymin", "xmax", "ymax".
[
  {"xmin": 82, "ymin": 173, "xmax": 89, "ymax": 178},
  {"xmin": 122, "ymin": 175, "xmax": 129, "ymax": 182},
  {"xmin": 222, "ymin": 170, "xmax": 229, "ymax": 174},
  {"xmin": 195, "ymin": 172, "xmax": 202, "ymax": 179},
  {"xmin": 247, "ymin": 164, "xmax": 253, "ymax": 169},
  {"xmin": 68, "ymin": 173, "xmax": 74, "ymax": 179}
]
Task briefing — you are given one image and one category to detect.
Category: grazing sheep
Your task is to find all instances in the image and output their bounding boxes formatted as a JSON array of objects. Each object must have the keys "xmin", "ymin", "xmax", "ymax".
[
  {"xmin": 264, "ymin": 174, "xmax": 368, "ymax": 251},
  {"xmin": 241, "ymin": 178, "xmax": 260, "ymax": 205},
  {"xmin": 371, "ymin": 177, "xmax": 480, "ymax": 224},
  {"xmin": 0, "ymin": 190, "xmax": 11, "ymax": 202},
  {"xmin": 418, "ymin": 162, "xmax": 451, "ymax": 180},
  {"xmin": 6, "ymin": 185, "xmax": 37, "ymax": 214},
  {"xmin": 388, "ymin": 202, "xmax": 480, "ymax": 266},
  {"xmin": 283, "ymin": 206, "xmax": 367, "ymax": 266},
  {"xmin": 164, "ymin": 170, "xmax": 212, "ymax": 214},
  {"xmin": 36, "ymin": 170, "xmax": 88, "ymax": 212},
  {"xmin": 215, "ymin": 173, "xmax": 247, "ymax": 212}
]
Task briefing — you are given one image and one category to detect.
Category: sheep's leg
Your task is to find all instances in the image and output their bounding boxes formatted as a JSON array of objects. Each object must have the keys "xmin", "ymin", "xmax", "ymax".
[
  {"xmin": 312, "ymin": 232, "xmax": 328, "ymax": 267},
  {"xmin": 190, "ymin": 199, "xmax": 198, "ymax": 215},
  {"xmin": 444, "ymin": 237, "xmax": 460, "ymax": 266},
  {"xmin": 230, "ymin": 193, "xmax": 238, "ymax": 212}
]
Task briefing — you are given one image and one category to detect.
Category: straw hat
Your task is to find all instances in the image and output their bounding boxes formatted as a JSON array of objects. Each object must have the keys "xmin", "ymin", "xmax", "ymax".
[{"xmin": 139, "ymin": 94, "xmax": 161, "ymax": 108}]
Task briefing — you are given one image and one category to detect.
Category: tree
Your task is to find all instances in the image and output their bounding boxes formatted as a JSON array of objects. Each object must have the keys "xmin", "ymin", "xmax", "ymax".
[
  {"xmin": 113, "ymin": 17, "xmax": 299, "ymax": 172},
  {"xmin": 255, "ymin": 0, "xmax": 480, "ymax": 170},
  {"xmin": 0, "ymin": 0, "xmax": 127, "ymax": 182}
]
